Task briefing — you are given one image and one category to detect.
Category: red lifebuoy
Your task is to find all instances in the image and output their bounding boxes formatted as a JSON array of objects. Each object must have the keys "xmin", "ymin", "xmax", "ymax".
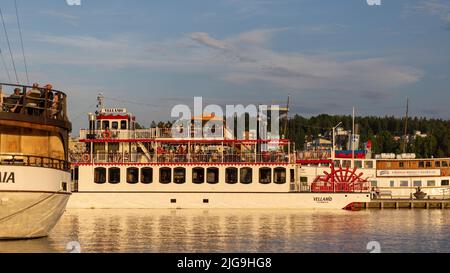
[
  {"xmin": 102, "ymin": 130, "xmax": 111, "ymax": 139},
  {"xmin": 81, "ymin": 153, "xmax": 91, "ymax": 163}
]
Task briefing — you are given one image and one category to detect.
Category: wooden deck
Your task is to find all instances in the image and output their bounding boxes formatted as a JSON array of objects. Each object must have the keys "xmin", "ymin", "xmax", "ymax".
[{"xmin": 365, "ymin": 199, "xmax": 450, "ymax": 209}]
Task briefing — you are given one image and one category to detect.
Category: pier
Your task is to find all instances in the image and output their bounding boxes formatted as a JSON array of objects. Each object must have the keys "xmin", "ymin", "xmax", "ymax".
[{"xmin": 364, "ymin": 199, "xmax": 450, "ymax": 209}]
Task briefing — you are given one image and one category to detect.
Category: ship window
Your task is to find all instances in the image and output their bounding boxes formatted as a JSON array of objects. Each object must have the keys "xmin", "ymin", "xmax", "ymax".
[
  {"xmin": 94, "ymin": 167, "xmax": 106, "ymax": 184},
  {"xmin": 173, "ymin": 168, "xmax": 186, "ymax": 184},
  {"xmin": 441, "ymin": 180, "xmax": 449, "ymax": 186},
  {"xmin": 300, "ymin": 177, "xmax": 308, "ymax": 183},
  {"xmin": 400, "ymin": 180, "xmax": 409, "ymax": 187},
  {"xmin": 443, "ymin": 161, "xmax": 449, "ymax": 167},
  {"xmin": 274, "ymin": 167, "xmax": 286, "ymax": 184},
  {"xmin": 112, "ymin": 121, "xmax": 119, "ymax": 130},
  {"xmin": 121, "ymin": 120, "xmax": 127, "ymax": 130},
  {"xmin": 102, "ymin": 120, "xmax": 110, "ymax": 130},
  {"xmin": 435, "ymin": 161, "xmax": 441, "ymax": 168},
  {"xmin": 240, "ymin": 168, "xmax": 253, "ymax": 184},
  {"xmin": 399, "ymin": 162, "xmax": 405, "ymax": 168},
  {"xmin": 426, "ymin": 161, "xmax": 432, "ymax": 168},
  {"xmin": 290, "ymin": 169, "xmax": 295, "ymax": 183},
  {"xmin": 72, "ymin": 167, "xmax": 79, "ymax": 181},
  {"xmin": 108, "ymin": 167, "xmax": 121, "ymax": 184},
  {"xmin": 127, "ymin": 167, "xmax": 139, "ymax": 184},
  {"xmin": 342, "ymin": 160, "xmax": 351, "ymax": 168},
  {"xmin": 192, "ymin": 167, "xmax": 205, "ymax": 184},
  {"xmin": 427, "ymin": 180, "xmax": 436, "ymax": 187},
  {"xmin": 97, "ymin": 120, "xmax": 101, "ymax": 130},
  {"xmin": 364, "ymin": 161, "xmax": 373, "ymax": 169},
  {"xmin": 390, "ymin": 180, "xmax": 395, "ymax": 187},
  {"xmin": 225, "ymin": 167, "xmax": 238, "ymax": 184},
  {"xmin": 141, "ymin": 167, "xmax": 153, "ymax": 184},
  {"xmin": 333, "ymin": 160, "xmax": 340, "ymax": 167},
  {"xmin": 413, "ymin": 181, "xmax": 422, "ymax": 187},
  {"xmin": 418, "ymin": 161, "xmax": 425, "ymax": 168},
  {"xmin": 259, "ymin": 168, "xmax": 271, "ymax": 184},
  {"xmin": 354, "ymin": 161, "xmax": 362, "ymax": 168},
  {"xmin": 207, "ymin": 168, "xmax": 219, "ymax": 184},
  {"xmin": 160, "ymin": 168, "xmax": 172, "ymax": 184},
  {"xmin": 370, "ymin": 180, "xmax": 377, "ymax": 187}
]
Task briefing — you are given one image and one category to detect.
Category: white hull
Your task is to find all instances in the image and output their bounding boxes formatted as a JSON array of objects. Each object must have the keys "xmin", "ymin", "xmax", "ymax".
[
  {"xmin": 0, "ymin": 166, "xmax": 71, "ymax": 239},
  {"xmin": 0, "ymin": 192, "xmax": 70, "ymax": 239},
  {"xmin": 67, "ymin": 192, "xmax": 370, "ymax": 209}
]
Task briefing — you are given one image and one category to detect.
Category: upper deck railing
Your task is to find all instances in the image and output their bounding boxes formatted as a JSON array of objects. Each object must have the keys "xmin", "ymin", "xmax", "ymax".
[
  {"xmin": 70, "ymin": 152, "xmax": 295, "ymax": 164},
  {"xmin": 0, "ymin": 83, "xmax": 69, "ymax": 122},
  {"xmin": 79, "ymin": 128, "xmax": 286, "ymax": 142},
  {"xmin": 80, "ymin": 128, "xmax": 172, "ymax": 140},
  {"xmin": 0, "ymin": 153, "xmax": 70, "ymax": 171}
]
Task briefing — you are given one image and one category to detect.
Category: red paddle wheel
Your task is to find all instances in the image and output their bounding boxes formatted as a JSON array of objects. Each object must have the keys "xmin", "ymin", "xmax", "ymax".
[{"xmin": 311, "ymin": 163, "xmax": 369, "ymax": 193}]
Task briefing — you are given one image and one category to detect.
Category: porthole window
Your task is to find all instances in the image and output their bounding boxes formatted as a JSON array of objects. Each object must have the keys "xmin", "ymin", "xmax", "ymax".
[
  {"xmin": 207, "ymin": 168, "xmax": 219, "ymax": 184},
  {"xmin": 108, "ymin": 167, "xmax": 121, "ymax": 184},
  {"xmin": 94, "ymin": 167, "xmax": 106, "ymax": 184},
  {"xmin": 160, "ymin": 167, "xmax": 172, "ymax": 184},
  {"xmin": 193, "ymin": 167, "xmax": 205, "ymax": 184},
  {"xmin": 240, "ymin": 167, "xmax": 252, "ymax": 184},
  {"xmin": 259, "ymin": 168, "xmax": 271, "ymax": 184},
  {"xmin": 174, "ymin": 167, "xmax": 186, "ymax": 184},
  {"xmin": 226, "ymin": 167, "xmax": 238, "ymax": 184},
  {"xmin": 127, "ymin": 167, "xmax": 139, "ymax": 184},
  {"xmin": 141, "ymin": 167, "xmax": 153, "ymax": 184},
  {"xmin": 274, "ymin": 167, "xmax": 286, "ymax": 184}
]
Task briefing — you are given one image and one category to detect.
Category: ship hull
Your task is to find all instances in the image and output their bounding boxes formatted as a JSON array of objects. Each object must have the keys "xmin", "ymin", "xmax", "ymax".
[
  {"xmin": 67, "ymin": 192, "xmax": 370, "ymax": 209},
  {"xmin": 0, "ymin": 191, "xmax": 70, "ymax": 239}
]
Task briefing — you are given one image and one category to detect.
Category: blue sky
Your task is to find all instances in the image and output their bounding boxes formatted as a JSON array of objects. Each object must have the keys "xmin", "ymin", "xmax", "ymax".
[{"xmin": 0, "ymin": 0, "xmax": 449, "ymax": 132}]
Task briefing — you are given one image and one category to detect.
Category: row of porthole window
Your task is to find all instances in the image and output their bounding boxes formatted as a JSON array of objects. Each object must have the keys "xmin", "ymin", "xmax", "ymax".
[{"xmin": 93, "ymin": 167, "xmax": 291, "ymax": 185}]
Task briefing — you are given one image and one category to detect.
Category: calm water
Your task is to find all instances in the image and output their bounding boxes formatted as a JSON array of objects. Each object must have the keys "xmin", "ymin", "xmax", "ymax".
[{"xmin": 1, "ymin": 209, "xmax": 450, "ymax": 253}]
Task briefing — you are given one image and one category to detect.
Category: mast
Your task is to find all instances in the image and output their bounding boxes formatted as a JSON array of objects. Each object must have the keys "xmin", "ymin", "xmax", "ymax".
[
  {"xmin": 96, "ymin": 93, "xmax": 104, "ymax": 114},
  {"xmin": 352, "ymin": 107, "xmax": 355, "ymax": 161},
  {"xmin": 402, "ymin": 97, "xmax": 409, "ymax": 154},
  {"xmin": 283, "ymin": 95, "xmax": 290, "ymax": 138}
]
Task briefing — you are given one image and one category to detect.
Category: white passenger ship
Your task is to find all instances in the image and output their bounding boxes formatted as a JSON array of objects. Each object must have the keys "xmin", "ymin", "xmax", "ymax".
[
  {"xmin": 67, "ymin": 99, "xmax": 371, "ymax": 210},
  {"xmin": 298, "ymin": 154, "xmax": 450, "ymax": 201},
  {"xmin": 0, "ymin": 83, "xmax": 71, "ymax": 239}
]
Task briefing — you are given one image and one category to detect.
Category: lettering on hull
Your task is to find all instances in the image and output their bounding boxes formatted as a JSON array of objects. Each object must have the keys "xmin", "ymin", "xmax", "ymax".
[
  {"xmin": 313, "ymin": 196, "xmax": 332, "ymax": 203},
  {"xmin": 0, "ymin": 172, "xmax": 15, "ymax": 183}
]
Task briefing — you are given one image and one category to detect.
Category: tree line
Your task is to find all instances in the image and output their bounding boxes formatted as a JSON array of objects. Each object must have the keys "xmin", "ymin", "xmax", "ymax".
[
  {"xmin": 143, "ymin": 114, "xmax": 450, "ymax": 158},
  {"xmin": 285, "ymin": 114, "xmax": 450, "ymax": 158}
]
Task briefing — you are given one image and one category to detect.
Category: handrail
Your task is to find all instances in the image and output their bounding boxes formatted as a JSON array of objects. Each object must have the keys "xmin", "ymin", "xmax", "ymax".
[
  {"xmin": 70, "ymin": 152, "xmax": 294, "ymax": 164},
  {"xmin": 0, "ymin": 83, "xmax": 68, "ymax": 122},
  {"xmin": 0, "ymin": 153, "xmax": 70, "ymax": 171}
]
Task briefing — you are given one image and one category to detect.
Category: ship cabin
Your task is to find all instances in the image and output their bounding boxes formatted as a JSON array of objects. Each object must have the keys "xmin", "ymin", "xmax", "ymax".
[
  {"xmin": 70, "ymin": 106, "xmax": 302, "ymax": 193},
  {"xmin": 0, "ymin": 83, "xmax": 71, "ymax": 172}
]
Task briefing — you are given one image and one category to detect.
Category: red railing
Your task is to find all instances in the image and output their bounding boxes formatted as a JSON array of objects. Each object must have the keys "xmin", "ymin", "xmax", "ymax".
[{"xmin": 70, "ymin": 152, "xmax": 294, "ymax": 164}]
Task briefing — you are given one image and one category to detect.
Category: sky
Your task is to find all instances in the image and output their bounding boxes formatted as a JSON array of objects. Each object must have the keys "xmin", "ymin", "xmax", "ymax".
[{"xmin": 0, "ymin": 0, "xmax": 449, "ymax": 133}]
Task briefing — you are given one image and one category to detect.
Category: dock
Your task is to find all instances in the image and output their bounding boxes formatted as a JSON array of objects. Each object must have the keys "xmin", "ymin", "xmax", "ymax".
[{"xmin": 364, "ymin": 199, "xmax": 450, "ymax": 209}]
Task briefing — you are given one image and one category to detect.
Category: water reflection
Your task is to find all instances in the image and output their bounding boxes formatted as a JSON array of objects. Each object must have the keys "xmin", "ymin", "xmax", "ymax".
[{"xmin": 1, "ymin": 209, "xmax": 450, "ymax": 253}]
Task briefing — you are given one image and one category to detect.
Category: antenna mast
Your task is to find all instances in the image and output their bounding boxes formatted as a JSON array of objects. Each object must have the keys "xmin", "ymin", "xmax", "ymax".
[
  {"xmin": 283, "ymin": 95, "xmax": 290, "ymax": 138},
  {"xmin": 96, "ymin": 93, "xmax": 104, "ymax": 114},
  {"xmin": 402, "ymin": 97, "xmax": 409, "ymax": 153}
]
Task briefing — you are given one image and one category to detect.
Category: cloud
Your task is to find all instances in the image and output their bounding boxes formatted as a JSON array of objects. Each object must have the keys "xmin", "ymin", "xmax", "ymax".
[
  {"xmin": 39, "ymin": 10, "xmax": 79, "ymax": 21},
  {"xmin": 188, "ymin": 32, "xmax": 228, "ymax": 50},
  {"xmin": 30, "ymin": 28, "xmax": 423, "ymax": 101},
  {"xmin": 406, "ymin": 0, "xmax": 450, "ymax": 28}
]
